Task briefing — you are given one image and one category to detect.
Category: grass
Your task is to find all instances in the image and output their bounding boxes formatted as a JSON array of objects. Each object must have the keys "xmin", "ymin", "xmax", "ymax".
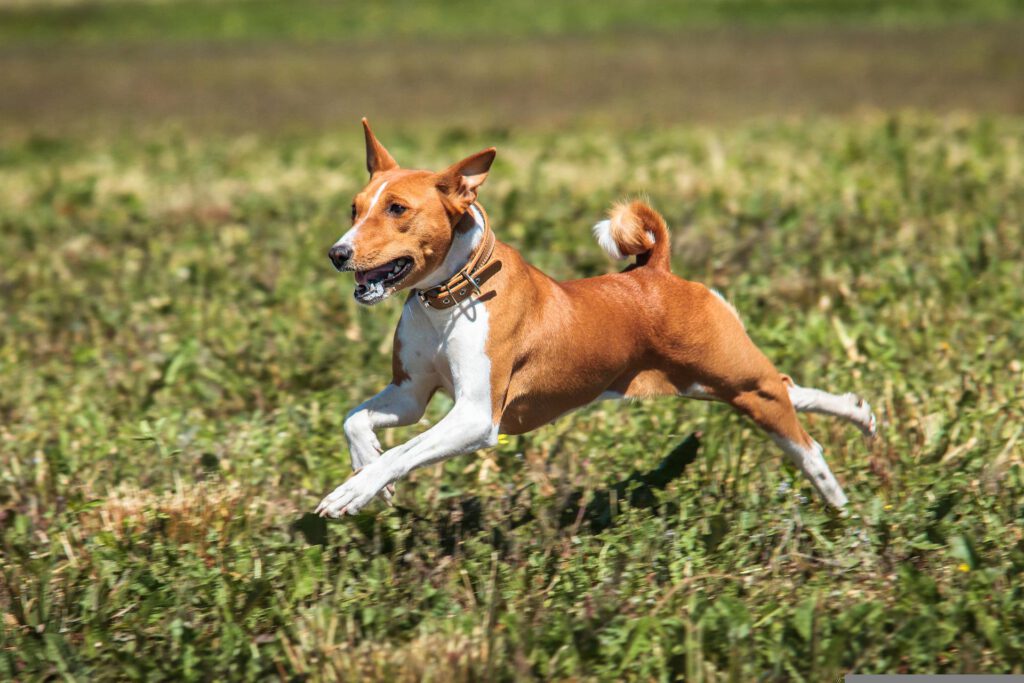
[{"xmin": 1, "ymin": 113, "xmax": 1023, "ymax": 679}]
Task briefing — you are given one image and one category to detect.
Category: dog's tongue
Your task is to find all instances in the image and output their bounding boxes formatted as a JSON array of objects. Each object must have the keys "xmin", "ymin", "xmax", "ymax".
[{"xmin": 355, "ymin": 263, "xmax": 393, "ymax": 285}]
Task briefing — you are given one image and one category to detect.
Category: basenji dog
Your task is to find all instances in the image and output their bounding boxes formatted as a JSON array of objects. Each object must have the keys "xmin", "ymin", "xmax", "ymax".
[{"xmin": 315, "ymin": 119, "xmax": 876, "ymax": 518}]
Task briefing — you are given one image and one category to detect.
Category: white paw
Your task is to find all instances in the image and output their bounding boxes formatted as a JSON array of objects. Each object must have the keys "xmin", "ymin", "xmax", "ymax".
[
  {"xmin": 866, "ymin": 410, "xmax": 877, "ymax": 438},
  {"xmin": 846, "ymin": 393, "xmax": 877, "ymax": 439},
  {"xmin": 315, "ymin": 467, "xmax": 391, "ymax": 518}
]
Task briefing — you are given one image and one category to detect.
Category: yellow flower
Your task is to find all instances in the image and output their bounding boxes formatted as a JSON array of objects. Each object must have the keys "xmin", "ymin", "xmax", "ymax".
[
  {"xmin": 497, "ymin": 434, "xmax": 510, "ymax": 446},
  {"xmin": 883, "ymin": 504, "xmax": 893, "ymax": 511},
  {"xmin": 958, "ymin": 563, "xmax": 970, "ymax": 573}
]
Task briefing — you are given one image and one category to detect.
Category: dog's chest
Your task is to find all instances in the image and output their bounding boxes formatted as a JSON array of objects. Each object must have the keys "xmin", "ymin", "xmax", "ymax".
[{"xmin": 399, "ymin": 298, "xmax": 493, "ymax": 401}]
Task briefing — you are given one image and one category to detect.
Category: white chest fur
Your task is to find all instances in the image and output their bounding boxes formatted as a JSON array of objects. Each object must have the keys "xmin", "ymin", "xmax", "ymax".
[{"xmin": 403, "ymin": 293, "xmax": 494, "ymax": 417}]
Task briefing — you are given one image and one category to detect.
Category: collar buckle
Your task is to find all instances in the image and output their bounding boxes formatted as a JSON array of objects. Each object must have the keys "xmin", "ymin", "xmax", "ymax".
[
  {"xmin": 461, "ymin": 269, "xmax": 482, "ymax": 295},
  {"xmin": 416, "ymin": 202, "xmax": 497, "ymax": 310}
]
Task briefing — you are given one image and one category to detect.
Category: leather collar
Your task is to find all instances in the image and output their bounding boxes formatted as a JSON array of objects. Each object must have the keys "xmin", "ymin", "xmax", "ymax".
[{"xmin": 416, "ymin": 204, "xmax": 502, "ymax": 310}]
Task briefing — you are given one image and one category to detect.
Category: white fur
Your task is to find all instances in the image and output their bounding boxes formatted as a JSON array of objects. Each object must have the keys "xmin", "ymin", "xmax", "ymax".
[
  {"xmin": 341, "ymin": 313, "xmax": 441, "ymax": 475},
  {"xmin": 592, "ymin": 219, "xmax": 625, "ymax": 260},
  {"xmin": 682, "ymin": 383, "xmax": 716, "ymax": 400},
  {"xmin": 596, "ymin": 390, "xmax": 625, "ymax": 402},
  {"xmin": 591, "ymin": 219, "xmax": 656, "ymax": 260},
  {"xmin": 316, "ymin": 223, "xmax": 498, "ymax": 517},
  {"xmin": 770, "ymin": 435, "xmax": 848, "ymax": 508},
  {"xmin": 787, "ymin": 383, "xmax": 876, "ymax": 437},
  {"xmin": 332, "ymin": 180, "xmax": 389, "ymax": 251}
]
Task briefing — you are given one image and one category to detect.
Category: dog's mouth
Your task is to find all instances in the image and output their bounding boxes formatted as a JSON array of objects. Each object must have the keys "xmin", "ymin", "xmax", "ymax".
[{"xmin": 353, "ymin": 256, "xmax": 414, "ymax": 304}]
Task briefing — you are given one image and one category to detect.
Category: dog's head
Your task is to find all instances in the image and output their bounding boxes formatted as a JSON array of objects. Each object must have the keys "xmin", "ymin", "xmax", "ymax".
[{"xmin": 328, "ymin": 119, "xmax": 496, "ymax": 305}]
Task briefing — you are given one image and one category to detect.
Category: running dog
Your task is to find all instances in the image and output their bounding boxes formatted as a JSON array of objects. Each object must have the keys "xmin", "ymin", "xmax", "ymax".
[{"xmin": 316, "ymin": 120, "xmax": 875, "ymax": 517}]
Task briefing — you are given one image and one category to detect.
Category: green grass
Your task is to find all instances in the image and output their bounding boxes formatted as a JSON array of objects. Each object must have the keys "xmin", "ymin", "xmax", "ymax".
[
  {"xmin": 2, "ymin": 0, "xmax": 1023, "ymax": 46},
  {"xmin": 2, "ymin": 114, "xmax": 1023, "ymax": 679}
]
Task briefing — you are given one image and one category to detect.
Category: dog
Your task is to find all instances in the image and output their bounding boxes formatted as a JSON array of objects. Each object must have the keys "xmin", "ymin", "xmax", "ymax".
[{"xmin": 315, "ymin": 119, "xmax": 876, "ymax": 518}]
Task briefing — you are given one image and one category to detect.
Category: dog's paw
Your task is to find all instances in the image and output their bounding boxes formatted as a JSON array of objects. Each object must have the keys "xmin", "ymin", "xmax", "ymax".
[
  {"xmin": 865, "ymin": 409, "xmax": 877, "ymax": 439},
  {"xmin": 315, "ymin": 467, "xmax": 391, "ymax": 518},
  {"xmin": 846, "ymin": 393, "xmax": 877, "ymax": 439}
]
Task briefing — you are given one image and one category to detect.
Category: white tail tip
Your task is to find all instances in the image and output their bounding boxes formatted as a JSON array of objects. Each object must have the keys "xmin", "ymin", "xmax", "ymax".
[{"xmin": 592, "ymin": 219, "xmax": 625, "ymax": 260}]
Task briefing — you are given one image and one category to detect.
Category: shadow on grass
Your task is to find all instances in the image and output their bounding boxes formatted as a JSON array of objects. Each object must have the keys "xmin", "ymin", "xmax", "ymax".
[{"xmin": 293, "ymin": 432, "xmax": 701, "ymax": 551}]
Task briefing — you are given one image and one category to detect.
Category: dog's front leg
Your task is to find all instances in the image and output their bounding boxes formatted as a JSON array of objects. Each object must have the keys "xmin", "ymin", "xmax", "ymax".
[
  {"xmin": 316, "ymin": 404, "xmax": 497, "ymax": 517},
  {"xmin": 343, "ymin": 380, "xmax": 434, "ymax": 472}
]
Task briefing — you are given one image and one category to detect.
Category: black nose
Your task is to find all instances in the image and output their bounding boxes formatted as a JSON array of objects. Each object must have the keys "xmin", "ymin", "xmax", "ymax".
[{"xmin": 328, "ymin": 244, "xmax": 353, "ymax": 270}]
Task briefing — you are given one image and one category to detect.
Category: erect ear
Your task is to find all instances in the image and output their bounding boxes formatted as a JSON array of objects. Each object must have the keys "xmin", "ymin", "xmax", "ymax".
[
  {"xmin": 362, "ymin": 117, "xmax": 399, "ymax": 177},
  {"xmin": 435, "ymin": 148, "xmax": 496, "ymax": 215}
]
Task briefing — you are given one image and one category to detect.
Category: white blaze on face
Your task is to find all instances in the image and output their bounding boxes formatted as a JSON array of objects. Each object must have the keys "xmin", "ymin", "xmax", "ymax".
[{"xmin": 333, "ymin": 181, "xmax": 389, "ymax": 251}]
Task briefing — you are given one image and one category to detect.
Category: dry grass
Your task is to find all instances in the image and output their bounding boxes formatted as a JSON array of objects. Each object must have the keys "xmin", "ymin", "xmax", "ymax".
[
  {"xmin": 76, "ymin": 480, "xmax": 278, "ymax": 546},
  {"xmin": 283, "ymin": 623, "xmax": 495, "ymax": 682}
]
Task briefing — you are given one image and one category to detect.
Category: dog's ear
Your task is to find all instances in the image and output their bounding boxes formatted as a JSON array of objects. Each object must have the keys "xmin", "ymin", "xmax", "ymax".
[
  {"xmin": 362, "ymin": 118, "xmax": 399, "ymax": 177},
  {"xmin": 435, "ymin": 148, "xmax": 496, "ymax": 215}
]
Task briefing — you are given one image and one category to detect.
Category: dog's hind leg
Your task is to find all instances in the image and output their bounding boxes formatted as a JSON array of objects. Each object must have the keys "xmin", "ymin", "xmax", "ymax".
[
  {"xmin": 730, "ymin": 378, "xmax": 849, "ymax": 508},
  {"xmin": 782, "ymin": 376, "xmax": 876, "ymax": 438}
]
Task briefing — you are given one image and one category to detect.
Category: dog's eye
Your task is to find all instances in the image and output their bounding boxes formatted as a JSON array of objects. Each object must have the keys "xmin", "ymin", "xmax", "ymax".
[
  {"xmin": 387, "ymin": 202, "xmax": 407, "ymax": 217},
  {"xmin": 350, "ymin": 204, "xmax": 357, "ymax": 220}
]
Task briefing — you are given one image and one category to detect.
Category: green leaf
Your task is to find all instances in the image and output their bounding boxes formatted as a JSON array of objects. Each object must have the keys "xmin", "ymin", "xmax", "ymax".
[
  {"xmin": 793, "ymin": 596, "xmax": 817, "ymax": 642},
  {"xmin": 950, "ymin": 534, "xmax": 981, "ymax": 570}
]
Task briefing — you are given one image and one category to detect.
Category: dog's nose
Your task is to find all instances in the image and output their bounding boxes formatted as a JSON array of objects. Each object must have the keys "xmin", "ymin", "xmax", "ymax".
[{"xmin": 328, "ymin": 244, "xmax": 353, "ymax": 270}]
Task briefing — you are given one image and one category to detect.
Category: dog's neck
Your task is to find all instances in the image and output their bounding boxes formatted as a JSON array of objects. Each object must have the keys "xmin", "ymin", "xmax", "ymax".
[{"xmin": 413, "ymin": 205, "xmax": 486, "ymax": 290}]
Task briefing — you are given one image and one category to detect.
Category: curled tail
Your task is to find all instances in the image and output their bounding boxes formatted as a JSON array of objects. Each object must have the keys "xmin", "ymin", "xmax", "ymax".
[{"xmin": 591, "ymin": 200, "xmax": 671, "ymax": 271}]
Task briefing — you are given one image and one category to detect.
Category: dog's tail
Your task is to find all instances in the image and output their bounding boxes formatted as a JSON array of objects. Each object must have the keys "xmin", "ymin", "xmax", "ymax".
[{"xmin": 591, "ymin": 200, "xmax": 671, "ymax": 271}]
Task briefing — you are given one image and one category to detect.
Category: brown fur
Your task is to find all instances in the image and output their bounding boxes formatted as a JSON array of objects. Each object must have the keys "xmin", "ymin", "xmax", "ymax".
[{"xmin": 477, "ymin": 244, "xmax": 809, "ymax": 449}]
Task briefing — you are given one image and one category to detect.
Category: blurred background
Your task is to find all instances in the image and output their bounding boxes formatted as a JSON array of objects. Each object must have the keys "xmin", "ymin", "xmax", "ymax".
[{"xmin": 1, "ymin": 0, "xmax": 1022, "ymax": 135}]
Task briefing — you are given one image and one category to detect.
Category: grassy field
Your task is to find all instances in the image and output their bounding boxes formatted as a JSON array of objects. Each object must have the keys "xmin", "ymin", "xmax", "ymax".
[
  {"xmin": 2, "ymin": 114, "xmax": 1023, "ymax": 680},
  {"xmin": 2, "ymin": 0, "xmax": 1024, "ymax": 680}
]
